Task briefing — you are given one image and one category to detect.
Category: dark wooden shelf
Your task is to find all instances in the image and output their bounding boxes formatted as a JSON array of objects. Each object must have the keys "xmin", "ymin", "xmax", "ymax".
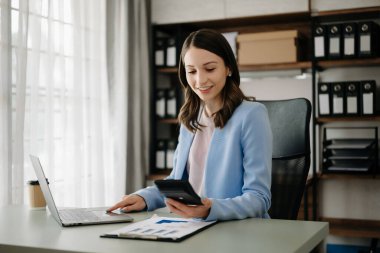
[
  {"xmin": 239, "ymin": 61, "xmax": 311, "ymax": 72},
  {"xmin": 158, "ymin": 118, "xmax": 178, "ymax": 124},
  {"xmin": 319, "ymin": 173, "xmax": 379, "ymax": 180},
  {"xmin": 157, "ymin": 67, "xmax": 178, "ymax": 74},
  {"xmin": 316, "ymin": 58, "xmax": 380, "ymax": 70},
  {"xmin": 312, "ymin": 7, "xmax": 380, "ymax": 18},
  {"xmin": 157, "ymin": 62, "xmax": 312, "ymax": 74},
  {"xmin": 316, "ymin": 115, "xmax": 380, "ymax": 123},
  {"xmin": 146, "ymin": 171, "xmax": 171, "ymax": 181},
  {"xmin": 320, "ymin": 217, "xmax": 380, "ymax": 238}
]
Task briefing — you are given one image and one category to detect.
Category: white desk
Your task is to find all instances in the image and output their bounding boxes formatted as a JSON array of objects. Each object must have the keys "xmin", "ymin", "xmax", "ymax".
[{"xmin": 0, "ymin": 205, "xmax": 328, "ymax": 253}]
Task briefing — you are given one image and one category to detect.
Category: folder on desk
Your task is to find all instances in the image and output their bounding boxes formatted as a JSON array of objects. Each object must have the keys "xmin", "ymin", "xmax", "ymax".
[
  {"xmin": 328, "ymin": 24, "xmax": 342, "ymax": 59},
  {"xmin": 343, "ymin": 23, "xmax": 357, "ymax": 58},
  {"xmin": 345, "ymin": 81, "xmax": 360, "ymax": 116},
  {"xmin": 358, "ymin": 22, "xmax": 379, "ymax": 58},
  {"xmin": 318, "ymin": 82, "xmax": 331, "ymax": 116},
  {"xmin": 101, "ymin": 215, "xmax": 217, "ymax": 242},
  {"xmin": 331, "ymin": 82, "xmax": 345, "ymax": 116},
  {"xmin": 313, "ymin": 25, "xmax": 327, "ymax": 59},
  {"xmin": 360, "ymin": 80, "xmax": 376, "ymax": 115}
]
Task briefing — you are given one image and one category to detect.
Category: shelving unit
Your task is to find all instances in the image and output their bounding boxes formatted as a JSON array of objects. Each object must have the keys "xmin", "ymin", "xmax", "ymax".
[
  {"xmin": 150, "ymin": 12, "xmax": 313, "ymax": 183},
  {"xmin": 311, "ymin": 7, "xmax": 380, "ymax": 245}
]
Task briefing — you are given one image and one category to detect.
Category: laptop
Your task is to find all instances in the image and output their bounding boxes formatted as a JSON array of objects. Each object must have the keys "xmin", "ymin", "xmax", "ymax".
[{"xmin": 30, "ymin": 155, "xmax": 133, "ymax": 227}]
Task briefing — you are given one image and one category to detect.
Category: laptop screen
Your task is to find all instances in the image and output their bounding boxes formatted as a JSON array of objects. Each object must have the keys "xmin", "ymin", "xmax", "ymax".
[{"xmin": 30, "ymin": 155, "xmax": 62, "ymax": 224}]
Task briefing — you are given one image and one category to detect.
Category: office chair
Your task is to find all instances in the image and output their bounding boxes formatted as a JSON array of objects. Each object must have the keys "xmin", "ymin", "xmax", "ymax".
[{"xmin": 260, "ymin": 98, "xmax": 312, "ymax": 220}]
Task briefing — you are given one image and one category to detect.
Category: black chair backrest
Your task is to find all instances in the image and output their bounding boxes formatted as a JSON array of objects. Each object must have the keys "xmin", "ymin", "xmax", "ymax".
[{"xmin": 260, "ymin": 98, "xmax": 312, "ymax": 220}]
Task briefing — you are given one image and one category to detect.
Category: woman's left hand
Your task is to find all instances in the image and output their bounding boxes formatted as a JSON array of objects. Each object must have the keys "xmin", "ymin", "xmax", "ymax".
[{"xmin": 165, "ymin": 198, "xmax": 212, "ymax": 219}]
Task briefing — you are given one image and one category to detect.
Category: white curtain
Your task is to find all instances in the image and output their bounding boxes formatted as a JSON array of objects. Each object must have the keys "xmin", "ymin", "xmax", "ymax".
[
  {"xmin": 0, "ymin": 0, "xmax": 131, "ymax": 207},
  {"xmin": 106, "ymin": 0, "xmax": 150, "ymax": 194}
]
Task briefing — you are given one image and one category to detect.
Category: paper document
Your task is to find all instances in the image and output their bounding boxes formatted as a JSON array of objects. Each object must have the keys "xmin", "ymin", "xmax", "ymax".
[{"xmin": 101, "ymin": 214, "xmax": 216, "ymax": 242}]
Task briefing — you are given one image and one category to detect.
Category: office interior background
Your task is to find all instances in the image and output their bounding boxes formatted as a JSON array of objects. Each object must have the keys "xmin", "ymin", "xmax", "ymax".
[{"xmin": 0, "ymin": 0, "xmax": 379, "ymax": 252}]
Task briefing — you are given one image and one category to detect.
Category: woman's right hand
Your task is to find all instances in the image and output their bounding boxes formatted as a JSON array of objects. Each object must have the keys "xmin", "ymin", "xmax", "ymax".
[{"xmin": 106, "ymin": 194, "xmax": 147, "ymax": 213}]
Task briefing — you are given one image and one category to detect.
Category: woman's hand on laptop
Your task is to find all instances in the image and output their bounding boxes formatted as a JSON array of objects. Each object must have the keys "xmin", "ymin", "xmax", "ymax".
[{"xmin": 107, "ymin": 194, "xmax": 146, "ymax": 213}]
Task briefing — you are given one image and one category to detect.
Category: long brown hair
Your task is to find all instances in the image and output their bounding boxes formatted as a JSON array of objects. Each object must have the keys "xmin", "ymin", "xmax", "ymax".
[{"xmin": 178, "ymin": 29, "xmax": 254, "ymax": 132}]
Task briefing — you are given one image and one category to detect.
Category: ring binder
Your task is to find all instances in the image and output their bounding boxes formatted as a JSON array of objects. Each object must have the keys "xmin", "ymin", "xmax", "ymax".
[
  {"xmin": 331, "ymin": 82, "xmax": 345, "ymax": 116},
  {"xmin": 318, "ymin": 82, "xmax": 331, "ymax": 116},
  {"xmin": 345, "ymin": 81, "xmax": 360, "ymax": 116},
  {"xmin": 313, "ymin": 25, "xmax": 327, "ymax": 59},
  {"xmin": 328, "ymin": 24, "xmax": 342, "ymax": 59},
  {"xmin": 360, "ymin": 80, "xmax": 376, "ymax": 115},
  {"xmin": 342, "ymin": 23, "xmax": 356, "ymax": 58},
  {"xmin": 358, "ymin": 22, "xmax": 379, "ymax": 58}
]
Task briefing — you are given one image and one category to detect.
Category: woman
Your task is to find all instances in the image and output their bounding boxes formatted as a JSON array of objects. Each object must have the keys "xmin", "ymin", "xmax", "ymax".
[{"xmin": 107, "ymin": 29, "xmax": 272, "ymax": 221}]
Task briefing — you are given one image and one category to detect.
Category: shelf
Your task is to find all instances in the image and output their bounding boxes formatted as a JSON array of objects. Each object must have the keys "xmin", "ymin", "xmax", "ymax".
[
  {"xmin": 320, "ymin": 217, "xmax": 380, "ymax": 238},
  {"xmin": 319, "ymin": 173, "xmax": 379, "ymax": 180},
  {"xmin": 316, "ymin": 58, "xmax": 380, "ymax": 70},
  {"xmin": 146, "ymin": 171, "xmax": 171, "ymax": 181},
  {"xmin": 158, "ymin": 118, "xmax": 178, "ymax": 124},
  {"xmin": 157, "ymin": 67, "xmax": 178, "ymax": 74},
  {"xmin": 239, "ymin": 61, "xmax": 311, "ymax": 72},
  {"xmin": 316, "ymin": 115, "xmax": 380, "ymax": 123},
  {"xmin": 312, "ymin": 7, "xmax": 380, "ymax": 18},
  {"xmin": 158, "ymin": 62, "xmax": 312, "ymax": 73}
]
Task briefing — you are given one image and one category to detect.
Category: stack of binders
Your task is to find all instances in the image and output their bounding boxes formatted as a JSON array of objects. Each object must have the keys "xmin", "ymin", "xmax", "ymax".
[
  {"xmin": 322, "ymin": 127, "xmax": 378, "ymax": 174},
  {"xmin": 313, "ymin": 21, "xmax": 380, "ymax": 60},
  {"xmin": 155, "ymin": 88, "xmax": 178, "ymax": 119},
  {"xmin": 154, "ymin": 36, "xmax": 178, "ymax": 67},
  {"xmin": 155, "ymin": 139, "xmax": 177, "ymax": 171},
  {"xmin": 318, "ymin": 80, "xmax": 377, "ymax": 117}
]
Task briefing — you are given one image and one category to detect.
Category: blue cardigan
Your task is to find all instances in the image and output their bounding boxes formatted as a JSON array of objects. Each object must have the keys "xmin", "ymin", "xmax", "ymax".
[{"xmin": 135, "ymin": 101, "xmax": 272, "ymax": 221}]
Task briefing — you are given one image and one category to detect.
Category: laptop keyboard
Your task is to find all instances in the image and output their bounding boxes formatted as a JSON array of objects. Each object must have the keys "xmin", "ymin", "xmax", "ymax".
[{"xmin": 60, "ymin": 209, "xmax": 100, "ymax": 222}]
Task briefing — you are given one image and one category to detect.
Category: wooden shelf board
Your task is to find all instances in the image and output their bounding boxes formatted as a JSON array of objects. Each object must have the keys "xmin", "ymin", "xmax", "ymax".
[
  {"xmin": 321, "ymin": 217, "xmax": 380, "ymax": 238},
  {"xmin": 157, "ymin": 67, "xmax": 177, "ymax": 74},
  {"xmin": 146, "ymin": 171, "xmax": 171, "ymax": 181},
  {"xmin": 158, "ymin": 118, "xmax": 178, "ymax": 124},
  {"xmin": 319, "ymin": 173, "xmax": 379, "ymax": 180},
  {"xmin": 312, "ymin": 7, "xmax": 380, "ymax": 18},
  {"xmin": 317, "ymin": 58, "xmax": 380, "ymax": 69},
  {"xmin": 316, "ymin": 115, "xmax": 380, "ymax": 123},
  {"xmin": 239, "ymin": 61, "xmax": 311, "ymax": 72}
]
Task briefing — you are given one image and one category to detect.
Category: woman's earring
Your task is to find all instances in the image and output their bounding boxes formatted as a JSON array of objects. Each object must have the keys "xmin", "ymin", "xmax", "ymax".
[{"xmin": 228, "ymin": 72, "xmax": 232, "ymax": 77}]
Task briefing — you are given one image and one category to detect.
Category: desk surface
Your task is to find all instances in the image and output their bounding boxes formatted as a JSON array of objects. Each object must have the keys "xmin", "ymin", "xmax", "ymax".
[{"xmin": 0, "ymin": 205, "xmax": 328, "ymax": 253}]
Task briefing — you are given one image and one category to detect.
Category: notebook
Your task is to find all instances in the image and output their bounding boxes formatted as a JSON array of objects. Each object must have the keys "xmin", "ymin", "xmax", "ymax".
[
  {"xmin": 101, "ymin": 214, "xmax": 217, "ymax": 242},
  {"xmin": 29, "ymin": 155, "xmax": 133, "ymax": 227}
]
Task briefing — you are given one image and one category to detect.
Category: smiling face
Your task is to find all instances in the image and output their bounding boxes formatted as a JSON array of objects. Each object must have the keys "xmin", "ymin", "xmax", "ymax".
[{"xmin": 184, "ymin": 46, "xmax": 230, "ymax": 114}]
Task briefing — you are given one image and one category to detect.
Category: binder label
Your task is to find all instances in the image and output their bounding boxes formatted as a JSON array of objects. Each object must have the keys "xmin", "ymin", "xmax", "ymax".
[
  {"xmin": 360, "ymin": 35, "xmax": 371, "ymax": 53},
  {"xmin": 333, "ymin": 97, "xmax": 343, "ymax": 114},
  {"xmin": 319, "ymin": 94, "xmax": 330, "ymax": 115},
  {"xmin": 363, "ymin": 93, "xmax": 374, "ymax": 114},
  {"xmin": 314, "ymin": 36, "xmax": 325, "ymax": 57},
  {"xmin": 347, "ymin": 97, "xmax": 358, "ymax": 113},
  {"xmin": 344, "ymin": 37, "xmax": 355, "ymax": 56}
]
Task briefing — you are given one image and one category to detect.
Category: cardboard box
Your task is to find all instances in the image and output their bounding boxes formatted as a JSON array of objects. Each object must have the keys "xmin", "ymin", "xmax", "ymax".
[{"xmin": 237, "ymin": 30, "xmax": 299, "ymax": 65}]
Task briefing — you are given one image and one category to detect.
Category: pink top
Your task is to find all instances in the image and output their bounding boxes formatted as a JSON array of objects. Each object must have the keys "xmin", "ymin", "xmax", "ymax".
[{"xmin": 187, "ymin": 109, "xmax": 215, "ymax": 196}]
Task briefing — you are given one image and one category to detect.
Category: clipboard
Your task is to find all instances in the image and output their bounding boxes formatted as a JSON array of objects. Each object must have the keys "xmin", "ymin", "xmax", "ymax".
[{"xmin": 100, "ymin": 214, "xmax": 217, "ymax": 242}]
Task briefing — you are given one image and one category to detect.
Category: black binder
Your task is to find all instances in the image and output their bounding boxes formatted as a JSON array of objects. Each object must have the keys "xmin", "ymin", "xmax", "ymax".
[
  {"xmin": 313, "ymin": 25, "xmax": 327, "ymax": 59},
  {"xmin": 357, "ymin": 22, "xmax": 379, "ymax": 58},
  {"xmin": 165, "ymin": 37, "xmax": 177, "ymax": 67},
  {"xmin": 331, "ymin": 82, "xmax": 345, "ymax": 116},
  {"xmin": 328, "ymin": 24, "xmax": 342, "ymax": 59},
  {"xmin": 154, "ymin": 38, "xmax": 166, "ymax": 67},
  {"xmin": 166, "ymin": 89, "xmax": 177, "ymax": 118},
  {"xmin": 155, "ymin": 140, "xmax": 166, "ymax": 170},
  {"xmin": 318, "ymin": 82, "xmax": 331, "ymax": 116},
  {"xmin": 342, "ymin": 23, "xmax": 357, "ymax": 58},
  {"xmin": 360, "ymin": 80, "xmax": 376, "ymax": 115},
  {"xmin": 345, "ymin": 81, "xmax": 360, "ymax": 116},
  {"xmin": 156, "ymin": 89, "xmax": 166, "ymax": 118}
]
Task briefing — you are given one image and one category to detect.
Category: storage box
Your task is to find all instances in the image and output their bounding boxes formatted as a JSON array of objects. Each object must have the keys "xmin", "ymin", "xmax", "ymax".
[{"xmin": 237, "ymin": 30, "xmax": 300, "ymax": 65}]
